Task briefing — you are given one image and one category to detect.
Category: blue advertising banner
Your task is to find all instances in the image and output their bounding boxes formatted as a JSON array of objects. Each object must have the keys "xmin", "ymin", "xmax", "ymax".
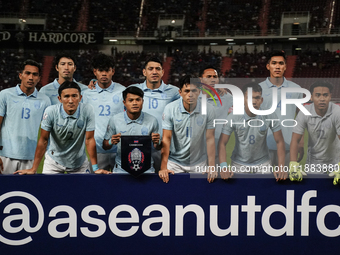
[{"xmin": 0, "ymin": 174, "xmax": 339, "ymax": 255}]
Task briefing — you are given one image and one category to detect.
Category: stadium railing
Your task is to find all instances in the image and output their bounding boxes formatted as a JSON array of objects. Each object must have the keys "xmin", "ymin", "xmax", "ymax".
[{"xmin": 104, "ymin": 28, "xmax": 340, "ymax": 38}]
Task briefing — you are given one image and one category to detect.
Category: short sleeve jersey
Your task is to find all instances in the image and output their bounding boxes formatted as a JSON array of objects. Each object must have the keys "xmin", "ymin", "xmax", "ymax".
[
  {"xmin": 205, "ymin": 92, "xmax": 233, "ymax": 153},
  {"xmin": 82, "ymin": 82, "xmax": 125, "ymax": 154},
  {"xmin": 293, "ymin": 103, "xmax": 340, "ymax": 165},
  {"xmin": 162, "ymin": 98, "xmax": 215, "ymax": 166},
  {"xmin": 40, "ymin": 78, "xmax": 89, "ymax": 105},
  {"xmin": 0, "ymin": 85, "xmax": 51, "ymax": 160},
  {"xmin": 129, "ymin": 81, "xmax": 180, "ymax": 136},
  {"xmin": 259, "ymin": 77, "xmax": 302, "ymax": 150},
  {"xmin": 41, "ymin": 103, "xmax": 95, "ymax": 168},
  {"xmin": 104, "ymin": 111, "xmax": 159, "ymax": 171},
  {"xmin": 222, "ymin": 110, "xmax": 281, "ymax": 166}
]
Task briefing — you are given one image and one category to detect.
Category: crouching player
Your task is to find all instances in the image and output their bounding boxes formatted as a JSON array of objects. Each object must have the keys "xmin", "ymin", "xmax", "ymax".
[
  {"xmin": 290, "ymin": 81, "xmax": 340, "ymax": 184},
  {"xmin": 102, "ymin": 86, "xmax": 161, "ymax": 173},
  {"xmin": 15, "ymin": 81, "xmax": 107, "ymax": 174},
  {"xmin": 218, "ymin": 82, "xmax": 286, "ymax": 181},
  {"xmin": 158, "ymin": 75, "xmax": 216, "ymax": 183}
]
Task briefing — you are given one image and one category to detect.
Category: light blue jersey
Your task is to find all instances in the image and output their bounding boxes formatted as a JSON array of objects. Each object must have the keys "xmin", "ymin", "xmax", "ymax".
[
  {"xmin": 129, "ymin": 81, "xmax": 180, "ymax": 136},
  {"xmin": 41, "ymin": 103, "xmax": 95, "ymax": 168},
  {"xmin": 0, "ymin": 85, "xmax": 51, "ymax": 160},
  {"xmin": 82, "ymin": 82, "xmax": 125, "ymax": 154},
  {"xmin": 294, "ymin": 103, "xmax": 340, "ymax": 165},
  {"xmin": 259, "ymin": 77, "xmax": 302, "ymax": 150},
  {"xmin": 104, "ymin": 111, "xmax": 159, "ymax": 172},
  {"xmin": 222, "ymin": 111, "xmax": 281, "ymax": 166},
  {"xmin": 40, "ymin": 78, "xmax": 89, "ymax": 105},
  {"xmin": 204, "ymin": 92, "xmax": 233, "ymax": 153},
  {"xmin": 162, "ymin": 98, "xmax": 215, "ymax": 166}
]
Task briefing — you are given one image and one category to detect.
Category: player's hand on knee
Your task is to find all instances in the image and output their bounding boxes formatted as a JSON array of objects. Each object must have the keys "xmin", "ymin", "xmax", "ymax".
[
  {"xmin": 158, "ymin": 169, "xmax": 174, "ymax": 183},
  {"xmin": 111, "ymin": 133, "xmax": 121, "ymax": 145},
  {"xmin": 14, "ymin": 168, "xmax": 36, "ymax": 175},
  {"xmin": 274, "ymin": 166, "xmax": 288, "ymax": 181},
  {"xmin": 94, "ymin": 169, "xmax": 112, "ymax": 174},
  {"xmin": 281, "ymin": 169, "xmax": 288, "ymax": 181},
  {"xmin": 289, "ymin": 161, "xmax": 306, "ymax": 181},
  {"xmin": 207, "ymin": 169, "xmax": 218, "ymax": 183},
  {"xmin": 220, "ymin": 162, "xmax": 233, "ymax": 180}
]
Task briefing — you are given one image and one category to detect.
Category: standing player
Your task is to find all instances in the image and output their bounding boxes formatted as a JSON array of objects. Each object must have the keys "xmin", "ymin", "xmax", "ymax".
[
  {"xmin": 199, "ymin": 66, "xmax": 233, "ymax": 163},
  {"xmin": 15, "ymin": 81, "xmax": 106, "ymax": 174},
  {"xmin": 102, "ymin": 87, "xmax": 161, "ymax": 173},
  {"xmin": 218, "ymin": 83, "xmax": 286, "ymax": 180},
  {"xmin": 40, "ymin": 52, "xmax": 88, "ymax": 105},
  {"xmin": 129, "ymin": 57, "xmax": 180, "ymax": 171},
  {"xmin": 159, "ymin": 75, "xmax": 216, "ymax": 183},
  {"xmin": 259, "ymin": 51, "xmax": 304, "ymax": 167},
  {"xmin": 290, "ymin": 81, "xmax": 340, "ymax": 183},
  {"xmin": 0, "ymin": 59, "xmax": 51, "ymax": 174},
  {"xmin": 82, "ymin": 53, "xmax": 125, "ymax": 170}
]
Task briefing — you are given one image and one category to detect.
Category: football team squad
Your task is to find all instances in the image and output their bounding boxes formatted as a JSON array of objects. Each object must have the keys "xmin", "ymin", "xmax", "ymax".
[{"xmin": 1, "ymin": 51, "xmax": 340, "ymax": 185}]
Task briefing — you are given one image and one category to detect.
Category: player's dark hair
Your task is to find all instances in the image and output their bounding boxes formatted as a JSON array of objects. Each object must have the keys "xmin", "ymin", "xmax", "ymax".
[
  {"xmin": 242, "ymin": 82, "xmax": 262, "ymax": 95},
  {"xmin": 123, "ymin": 86, "xmax": 144, "ymax": 101},
  {"xmin": 309, "ymin": 80, "xmax": 333, "ymax": 94},
  {"xmin": 54, "ymin": 52, "xmax": 77, "ymax": 67},
  {"xmin": 144, "ymin": 57, "xmax": 163, "ymax": 69},
  {"xmin": 58, "ymin": 81, "xmax": 81, "ymax": 97},
  {"xmin": 179, "ymin": 74, "xmax": 201, "ymax": 89},
  {"xmin": 199, "ymin": 65, "xmax": 218, "ymax": 77},
  {"xmin": 267, "ymin": 51, "xmax": 286, "ymax": 63},
  {"xmin": 20, "ymin": 59, "xmax": 41, "ymax": 74},
  {"xmin": 92, "ymin": 53, "xmax": 115, "ymax": 70}
]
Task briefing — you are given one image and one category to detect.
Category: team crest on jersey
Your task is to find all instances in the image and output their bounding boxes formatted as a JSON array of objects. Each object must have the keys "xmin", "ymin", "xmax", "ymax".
[
  {"xmin": 161, "ymin": 94, "xmax": 167, "ymax": 99},
  {"xmin": 113, "ymin": 95, "xmax": 120, "ymax": 104},
  {"xmin": 34, "ymin": 101, "xmax": 41, "ymax": 109},
  {"xmin": 77, "ymin": 120, "xmax": 84, "ymax": 129},
  {"xmin": 141, "ymin": 126, "xmax": 148, "ymax": 135},
  {"xmin": 43, "ymin": 113, "xmax": 48, "ymax": 120},
  {"xmin": 128, "ymin": 148, "xmax": 145, "ymax": 171},
  {"xmin": 196, "ymin": 116, "xmax": 204, "ymax": 126}
]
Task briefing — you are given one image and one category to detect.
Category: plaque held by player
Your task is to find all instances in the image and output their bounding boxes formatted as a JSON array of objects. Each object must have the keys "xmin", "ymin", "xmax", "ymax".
[{"xmin": 121, "ymin": 136, "xmax": 152, "ymax": 177}]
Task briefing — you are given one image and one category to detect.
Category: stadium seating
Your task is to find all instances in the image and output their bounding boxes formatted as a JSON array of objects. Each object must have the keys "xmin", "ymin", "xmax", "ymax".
[
  {"xmin": 0, "ymin": 49, "xmax": 44, "ymax": 90},
  {"xmin": 0, "ymin": 0, "xmax": 22, "ymax": 14},
  {"xmin": 268, "ymin": 0, "xmax": 328, "ymax": 33},
  {"xmin": 225, "ymin": 51, "xmax": 268, "ymax": 79},
  {"xmin": 294, "ymin": 50, "xmax": 340, "ymax": 78},
  {"xmin": 333, "ymin": 1, "xmax": 340, "ymax": 33},
  {"xmin": 29, "ymin": 0, "xmax": 83, "ymax": 31},
  {"xmin": 87, "ymin": 0, "xmax": 140, "ymax": 33},
  {"xmin": 205, "ymin": 0, "xmax": 262, "ymax": 36},
  {"xmin": 169, "ymin": 49, "xmax": 222, "ymax": 85},
  {"xmin": 141, "ymin": 0, "xmax": 203, "ymax": 34}
]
